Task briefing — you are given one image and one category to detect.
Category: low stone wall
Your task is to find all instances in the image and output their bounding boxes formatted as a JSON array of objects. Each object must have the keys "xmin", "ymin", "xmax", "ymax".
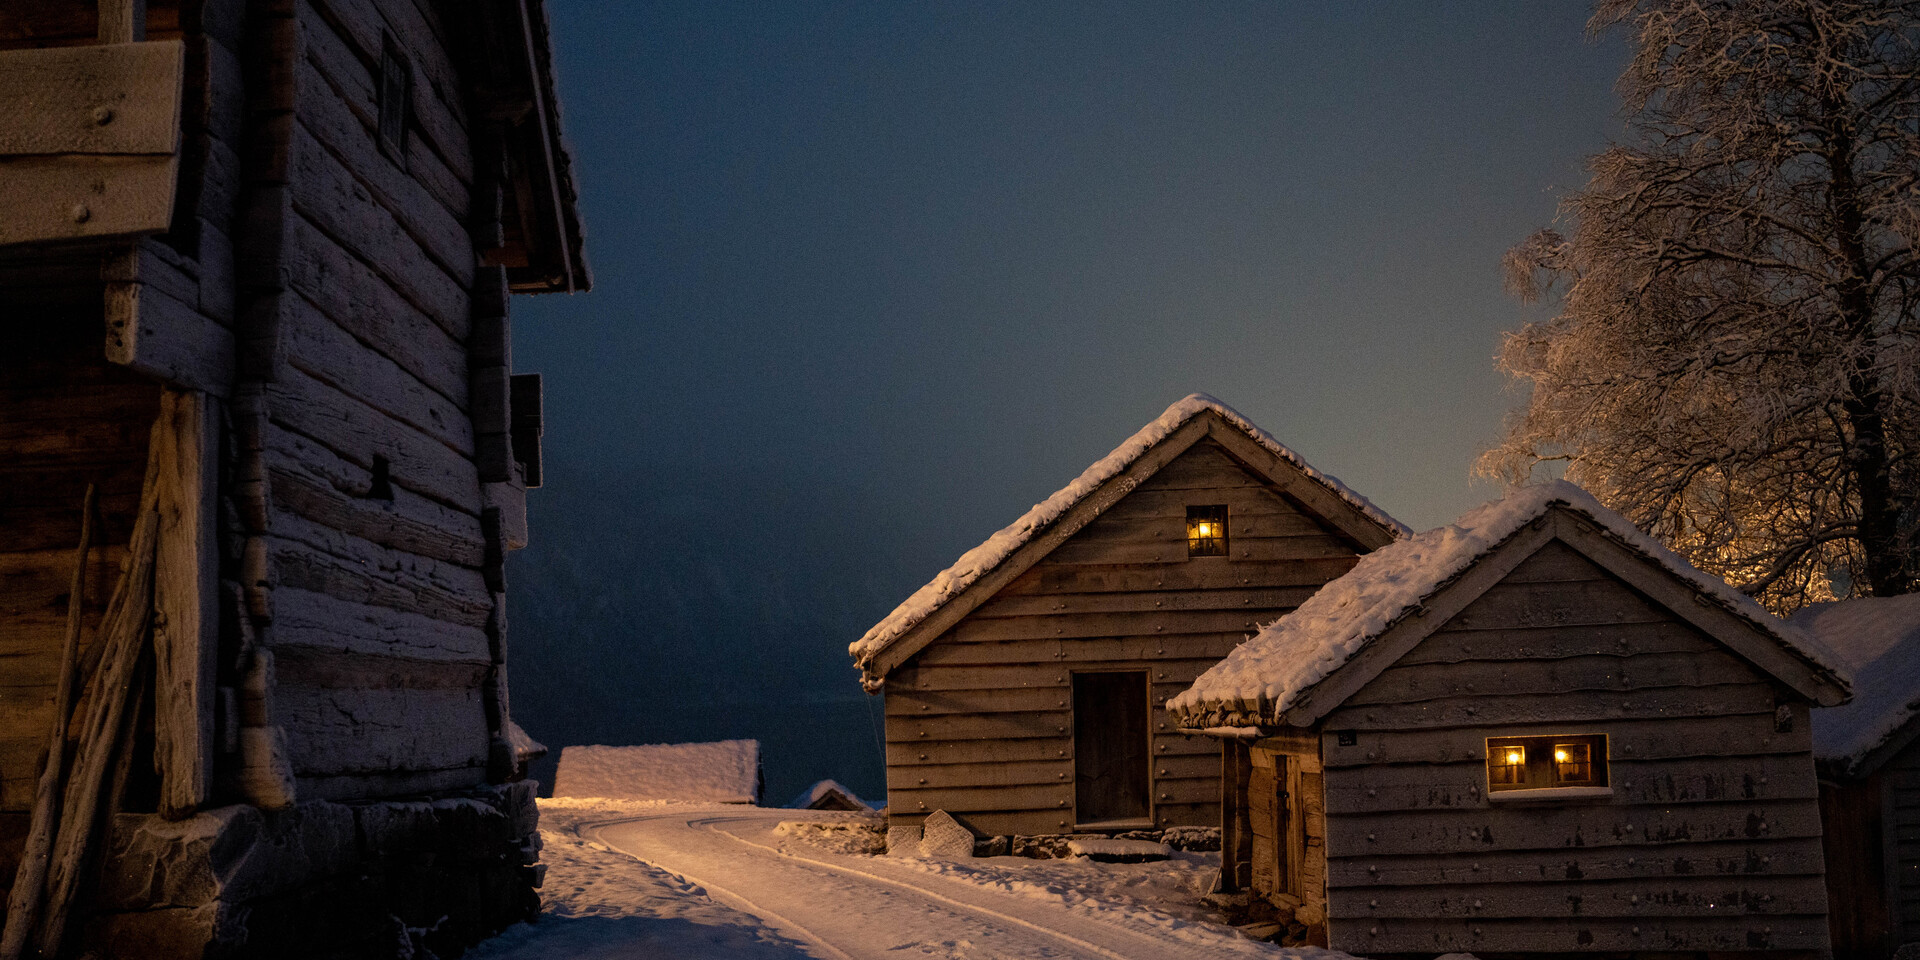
[{"xmin": 78, "ymin": 781, "xmax": 540, "ymax": 959}]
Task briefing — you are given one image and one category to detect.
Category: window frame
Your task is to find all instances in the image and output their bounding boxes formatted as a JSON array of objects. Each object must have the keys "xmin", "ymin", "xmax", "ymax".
[
  {"xmin": 378, "ymin": 33, "xmax": 413, "ymax": 169},
  {"xmin": 1186, "ymin": 504, "xmax": 1229, "ymax": 558},
  {"xmin": 1484, "ymin": 733, "xmax": 1609, "ymax": 798}
]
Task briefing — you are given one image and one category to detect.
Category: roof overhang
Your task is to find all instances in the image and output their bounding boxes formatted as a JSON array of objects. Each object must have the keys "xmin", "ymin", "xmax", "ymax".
[
  {"xmin": 856, "ymin": 408, "xmax": 1401, "ymax": 690},
  {"xmin": 1173, "ymin": 505, "xmax": 1851, "ymax": 730},
  {"xmin": 467, "ymin": 0, "xmax": 589, "ymax": 294}
]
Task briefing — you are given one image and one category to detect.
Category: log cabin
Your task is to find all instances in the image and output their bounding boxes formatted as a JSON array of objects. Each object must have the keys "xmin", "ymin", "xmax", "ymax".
[
  {"xmin": 1790, "ymin": 595, "xmax": 1920, "ymax": 960},
  {"xmin": 0, "ymin": 0, "xmax": 585, "ymax": 955},
  {"xmin": 1168, "ymin": 480, "xmax": 1851, "ymax": 957},
  {"xmin": 850, "ymin": 394, "xmax": 1407, "ymax": 839}
]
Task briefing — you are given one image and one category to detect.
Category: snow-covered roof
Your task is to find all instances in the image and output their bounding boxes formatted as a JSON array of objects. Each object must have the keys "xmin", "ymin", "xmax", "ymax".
[
  {"xmin": 850, "ymin": 394, "xmax": 1408, "ymax": 672},
  {"xmin": 786, "ymin": 778, "xmax": 872, "ymax": 812},
  {"xmin": 1169, "ymin": 480, "xmax": 1848, "ymax": 728},
  {"xmin": 553, "ymin": 740, "xmax": 762, "ymax": 804},
  {"xmin": 1793, "ymin": 594, "xmax": 1920, "ymax": 775}
]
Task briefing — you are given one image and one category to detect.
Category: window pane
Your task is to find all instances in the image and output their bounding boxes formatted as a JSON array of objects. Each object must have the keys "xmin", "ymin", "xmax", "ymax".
[{"xmin": 1186, "ymin": 505, "xmax": 1228, "ymax": 557}]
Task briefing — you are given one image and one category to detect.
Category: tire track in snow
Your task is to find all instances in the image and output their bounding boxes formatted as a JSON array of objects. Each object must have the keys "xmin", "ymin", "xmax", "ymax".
[
  {"xmin": 576, "ymin": 813, "xmax": 858, "ymax": 960},
  {"xmin": 694, "ymin": 815, "xmax": 1134, "ymax": 960},
  {"xmin": 580, "ymin": 808, "xmax": 1287, "ymax": 960}
]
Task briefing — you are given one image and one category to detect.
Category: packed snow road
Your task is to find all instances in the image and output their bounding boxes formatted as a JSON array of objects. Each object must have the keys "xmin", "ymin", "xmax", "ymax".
[{"xmin": 582, "ymin": 806, "xmax": 1314, "ymax": 960}]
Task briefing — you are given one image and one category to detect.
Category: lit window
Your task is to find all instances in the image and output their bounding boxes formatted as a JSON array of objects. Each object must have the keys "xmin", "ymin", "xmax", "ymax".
[
  {"xmin": 1186, "ymin": 505, "xmax": 1228, "ymax": 557},
  {"xmin": 1486, "ymin": 734, "xmax": 1608, "ymax": 793},
  {"xmin": 1554, "ymin": 742, "xmax": 1594, "ymax": 784},
  {"xmin": 1489, "ymin": 744, "xmax": 1526, "ymax": 784}
]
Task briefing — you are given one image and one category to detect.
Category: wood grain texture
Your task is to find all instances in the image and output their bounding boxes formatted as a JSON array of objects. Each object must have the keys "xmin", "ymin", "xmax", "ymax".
[
  {"xmin": 1328, "ymin": 836, "xmax": 1828, "ymax": 888},
  {"xmin": 0, "ymin": 40, "xmax": 183, "ymax": 153},
  {"xmin": 263, "ymin": 512, "xmax": 490, "ymax": 629},
  {"xmin": 265, "ymin": 362, "xmax": 480, "ymax": 513},
  {"xmin": 1320, "ymin": 713, "xmax": 1810, "ymax": 769},
  {"xmin": 269, "ymin": 586, "xmax": 490, "ymax": 664},
  {"xmin": 150, "ymin": 388, "xmax": 218, "ymax": 818},
  {"xmin": 285, "ymin": 215, "xmax": 469, "ymax": 398},
  {"xmin": 280, "ymin": 294, "xmax": 471, "ymax": 454},
  {"xmin": 1332, "ymin": 914, "xmax": 1830, "ymax": 954},
  {"xmin": 274, "ymin": 681, "xmax": 487, "ymax": 777},
  {"xmin": 265, "ymin": 427, "xmax": 485, "ymax": 567}
]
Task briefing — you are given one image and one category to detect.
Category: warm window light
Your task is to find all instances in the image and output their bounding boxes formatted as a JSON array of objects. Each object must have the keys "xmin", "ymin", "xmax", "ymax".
[
  {"xmin": 1186, "ymin": 505, "xmax": 1228, "ymax": 557},
  {"xmin": 1489, "ymin": 744, "xmax": 1525, "ymax": 784},
  {"xmin": 1554, "ymin": 742, "xmax": 1594, "ymax": 783},
  {"xmin": 1487, "ymin": 735, "xmax": 1608, "ymax": 792}
]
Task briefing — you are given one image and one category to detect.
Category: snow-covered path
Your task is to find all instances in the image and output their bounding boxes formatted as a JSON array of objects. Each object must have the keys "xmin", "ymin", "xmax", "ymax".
[{"xmin": 583, "ymin": 806, "xmax": 1311, "ymax": 960}]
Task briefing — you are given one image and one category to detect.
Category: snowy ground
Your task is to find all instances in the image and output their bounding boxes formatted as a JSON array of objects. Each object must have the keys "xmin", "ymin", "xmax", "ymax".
[{"xmin": 469, "ymin": 798, "xmax": 1356, "ymax": 960}]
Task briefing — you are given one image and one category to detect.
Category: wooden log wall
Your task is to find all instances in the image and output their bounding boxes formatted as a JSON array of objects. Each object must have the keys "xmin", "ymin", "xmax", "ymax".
[
  {"xmin": 0, "ymin": 323, "xmax": 158, "ymax": 843},
  {"xmin": 1316, "ymin": 540, "xmax": 1832, "ymax": 955},
  {"xmin": 230, "ymin": 0, "xmax": 504, "ymax": 801},
  {"xmin": 885, "ymin": 439, "xmax": 1365, "ymax": 837}
]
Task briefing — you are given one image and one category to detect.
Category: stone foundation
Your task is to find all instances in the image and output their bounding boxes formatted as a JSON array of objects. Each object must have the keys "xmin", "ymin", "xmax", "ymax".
[{"xmin": 77, "ymin": 781, "xmax": 540, "ymax": 959}]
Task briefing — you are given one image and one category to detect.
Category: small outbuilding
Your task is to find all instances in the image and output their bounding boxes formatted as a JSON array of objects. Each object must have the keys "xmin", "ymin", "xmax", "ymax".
[
  {"xmin": 1791, "ymin": 594, "xmax": 1920, "ymax": 960},
  {"xmin": 1168, "ymin": 480, "xmax": 1850, "ymax": 956},
  {"xmin": 851, "ymin": 394, "xmax": 1405, "ymax": 838},
  {"xmin": 789, "ymin": 779, "xmax": 873, "ymax": 813},
  {"xmin": 553, "ymin": 740, "xmax": 764, "ymax": 805}
]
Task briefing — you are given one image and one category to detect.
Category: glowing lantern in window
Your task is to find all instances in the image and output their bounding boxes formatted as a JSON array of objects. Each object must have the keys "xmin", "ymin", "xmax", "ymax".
[{"xmin": 1186, "ymin": 505, "xmax": 1228, "ymax": 557}]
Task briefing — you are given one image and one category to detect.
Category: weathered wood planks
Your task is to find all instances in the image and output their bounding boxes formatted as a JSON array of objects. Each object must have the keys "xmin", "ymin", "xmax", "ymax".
[{"xmin": 879, "ymin": 434, "xmax": 1376, "ymax": 833}]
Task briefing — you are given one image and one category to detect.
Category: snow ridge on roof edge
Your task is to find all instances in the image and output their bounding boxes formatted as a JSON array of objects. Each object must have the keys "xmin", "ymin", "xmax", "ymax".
[
  {"xmin": 1168, "ymin": 479, "xmax": 1850, "ymax": 728},
  {"xmin": 850, "ymin": 394, "xmax": 1409, "ymax": 669}
]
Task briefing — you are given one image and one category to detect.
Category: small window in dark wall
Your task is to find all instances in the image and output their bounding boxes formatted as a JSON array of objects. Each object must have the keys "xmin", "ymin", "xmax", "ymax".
[
  {"xmin": 378, "ymin": 35, "xmax": 412, "ymax": 167},
  {"xmin": 1485, "ymin": 734, "xmax": 1608, "ymax": 792},
  {"xmin": 1186, "ymin": 505, "xmax": 1228, "ymax": 557},
  {"xmin": 369, "ymin": 454, "xmax": 394, "ymax": 501}
]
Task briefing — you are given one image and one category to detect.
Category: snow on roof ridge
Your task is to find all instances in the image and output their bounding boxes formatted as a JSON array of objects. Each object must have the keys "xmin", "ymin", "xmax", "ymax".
[
  {"xmin": 1170, "ymin": 479, "xmax": 1847, "ymax": 727},
  {"xmin": 849, "ymin": 393, "xmax": 1409, "ymax": 668},
  {"xmin": 1794, "ymin": 593, "xmax": 1920, "ymax": 772}
]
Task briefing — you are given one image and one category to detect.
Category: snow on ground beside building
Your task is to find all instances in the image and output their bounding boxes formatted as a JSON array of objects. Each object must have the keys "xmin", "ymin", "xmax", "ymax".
[
  {"xmin": 552, "ymin": 739, "xmax": 762, "ymax": 803},
  {"xmin": 465, "ymin": 799, "xmax": 814, "ymax": 960},
  {"xmin": 480, "ymin": 800, "xmax": 1356, "ymax": 959}
]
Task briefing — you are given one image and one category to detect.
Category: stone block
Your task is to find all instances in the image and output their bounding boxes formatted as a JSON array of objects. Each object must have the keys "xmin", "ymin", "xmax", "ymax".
[
  {"xmin": 884, "ymin": 824, "xmax": 922, "ymax": 857},
  {"xmin": 917, "ymin": 810, "xmax": 975, "ymax": 859}
]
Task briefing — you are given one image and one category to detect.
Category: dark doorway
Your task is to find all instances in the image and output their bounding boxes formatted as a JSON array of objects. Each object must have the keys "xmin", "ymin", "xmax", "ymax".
[{"xmin": 1071, "ymin": 671, "xmax": 1150, "ymax": 828}]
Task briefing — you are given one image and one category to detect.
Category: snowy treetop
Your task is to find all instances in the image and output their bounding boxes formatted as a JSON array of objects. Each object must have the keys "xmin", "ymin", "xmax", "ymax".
[
  {"xmin": 1170, "ymin": 480, "xmax": 1847, "ymax": 728},
  {"xmin": 1792, "ymin": 594, "xmax": 1920, "ymax": 774},
  {"xmin": 850, "ymin": 393, "xmax": 1408, "ymax": 669}
]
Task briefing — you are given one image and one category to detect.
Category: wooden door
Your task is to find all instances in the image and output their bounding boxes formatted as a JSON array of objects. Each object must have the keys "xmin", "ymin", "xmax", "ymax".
[{"xmin": 1071, "ymin": 671, "xmax": 1150, "ymax": 827}]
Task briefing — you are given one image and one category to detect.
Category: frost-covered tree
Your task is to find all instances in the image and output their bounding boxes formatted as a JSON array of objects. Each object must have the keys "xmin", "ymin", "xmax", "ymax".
[{"xmin": 1487, "ymin": 0, "xmax": 1920, "ymax": 611}]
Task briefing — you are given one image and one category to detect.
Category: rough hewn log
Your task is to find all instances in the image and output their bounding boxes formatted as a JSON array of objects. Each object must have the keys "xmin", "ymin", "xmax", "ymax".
[
  {"xmin": 152, "ymin": 389, "xmax": 219, "ymax": 818},
  {"xmin": 0, "ymin": 486, "xmax": 93, "ymax": 960},
  {"xmin": 37, "ymin": 502, "xmax": 157, "ymax": 959}
]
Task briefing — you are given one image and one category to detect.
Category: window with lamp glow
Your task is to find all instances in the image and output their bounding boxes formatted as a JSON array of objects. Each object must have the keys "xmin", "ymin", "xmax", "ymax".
[
  {"xmin": 1484, "ymin": 734, "xmax": 1608, "ymax": 792},
  {"xmin": 1186, "ymin": 505, "xmax": 1228, "ymax": 557}
]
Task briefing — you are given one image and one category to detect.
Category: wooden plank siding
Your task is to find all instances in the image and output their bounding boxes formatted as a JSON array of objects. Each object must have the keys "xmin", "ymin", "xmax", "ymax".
[
  {"xmin": 256, "ymin": 0, "xmax": 493, "ymax": 801},
  {"xmin": 885, "ymin": 439, "xmax": 1367, "ymax": 835},
  {"xmin": 1316, "ymin": 539, "xmax": 1832, "ymax": 956},
  {"xmin": 0, "ymin": 326, "xmax": 160, "ymax": 813}
]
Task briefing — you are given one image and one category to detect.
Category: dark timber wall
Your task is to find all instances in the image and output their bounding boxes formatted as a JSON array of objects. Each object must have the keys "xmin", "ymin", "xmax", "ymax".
[
  {"xmin": 257, "ymin": 0, "xmax": 500, "ymax": 802},
  {"xmin": 886, "ymin": 438, "xmax": 1366, "ymax": 837},
  {"xmin": 1317, "ymin": 540, "xmax": 1830, "ymax": 956}
]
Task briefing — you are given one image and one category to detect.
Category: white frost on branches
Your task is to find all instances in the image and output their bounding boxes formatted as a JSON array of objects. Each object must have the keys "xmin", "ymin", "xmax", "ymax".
[{"xmin": 1486, "ymin": 0, "xmax": 1920, "ymax": 611}]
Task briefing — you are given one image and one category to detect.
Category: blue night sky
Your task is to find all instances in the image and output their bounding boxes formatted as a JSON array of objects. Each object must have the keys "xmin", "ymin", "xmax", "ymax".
[{"xmin": 507, "ymin": 2, "xmax": 1631, "ymax": 803}]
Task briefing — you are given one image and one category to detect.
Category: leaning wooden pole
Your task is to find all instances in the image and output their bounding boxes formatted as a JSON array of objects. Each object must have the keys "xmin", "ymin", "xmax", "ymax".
[
  {"xmin": 36, "ymin": 503, "xmax": 159, "ymax": 960},
  {"xmin": 0, "ymin": 486, "xmax": 96, "ymax": 960}
]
